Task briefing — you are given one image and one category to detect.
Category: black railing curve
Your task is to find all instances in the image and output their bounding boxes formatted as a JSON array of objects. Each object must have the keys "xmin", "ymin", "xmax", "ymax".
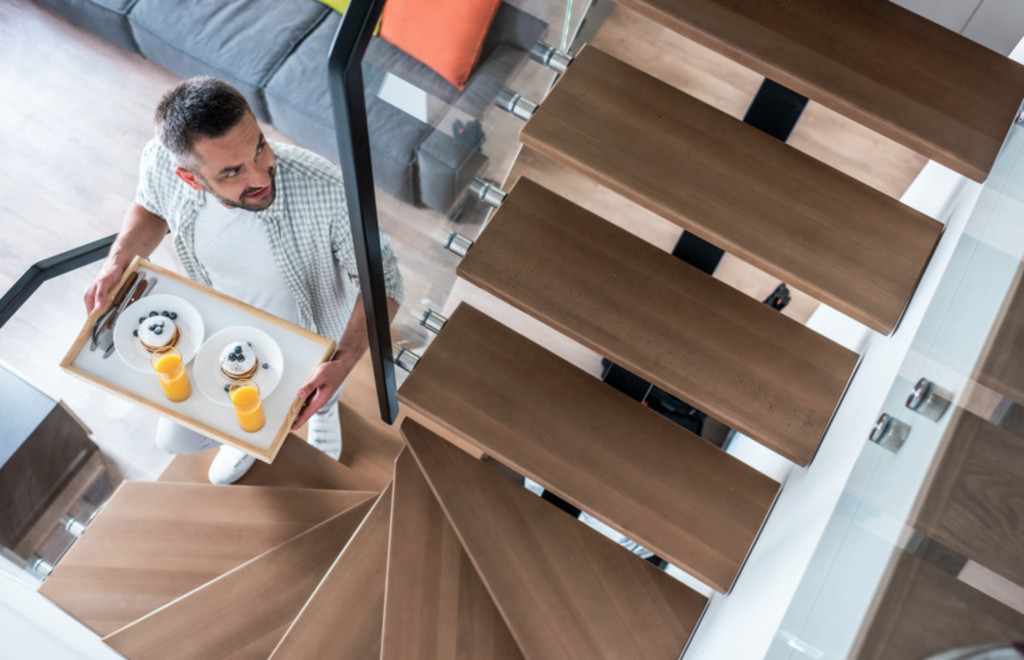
[
  {"xmin": 0, "ymin": 234, "xmax": 116, "ymax": 331},
  {"xmin": 327, "ymin": 0, "xmax": 399, "ymax": 424}
]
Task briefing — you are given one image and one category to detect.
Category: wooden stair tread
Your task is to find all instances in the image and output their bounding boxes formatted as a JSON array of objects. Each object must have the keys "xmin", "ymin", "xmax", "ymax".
[
  {"xmin": 102, "ymin": 495, "xmax": 376, "ymax": 660},
  {"xmin": 38, "ymin": 482, "xmax": 375, "ymax": 636},
  {"xmin": 382, "ymin": 449, "xmax": 524, "ymax": 660},
  {"xmin": 157, "ymin": 432, "xmax": 380, "ymax": 491},
  {"xmin": 268, "ymin": 484, "xmax": 392, "ymax": 659},
  {"xmin": 460, "ymin": 178, "xmax": 858, "ymax": 464},
  {"xmin": 615, "ymin": 0, "xmax": 1024, "ymax": 183},
  {"xmin": 403, "ymin": 419, "xmax": 708, "ymax": 660},
  {"xmin": 520, "ymin": 45, "xmax": 943, "ymax": 335},
  {"xmin": 398, "ymin": 303, "xmax": 780, "ymax": 593}
]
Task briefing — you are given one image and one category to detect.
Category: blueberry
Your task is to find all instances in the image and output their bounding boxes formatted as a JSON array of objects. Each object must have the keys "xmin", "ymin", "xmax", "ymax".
[
  {"xmin": 148, "ymin": 325, "xmax": 156, "ymax": 331},
  {"xmin": 246, "ymin": 342, "xmax": 251, "ymax": 347},
  {"xmin": 234, "ymin": 345, "xmax": 243, "ymax": 354},
  {"xmin": 262, "ymin": 363, "xmax": 269, "ymax": 369},
  {"xmin": 168, "ymin": 312, "xmax": 177, "ymax": 320},
  {"xmin": 224, "ymin": 384, "xmax": 231, "ymax": 392},
  {"xmin": 149, "ymin": 311, "xmax": 158, "ymax": 317},
  {"xmin": 133, "ymin": 330, "xmax": 138, "ymax": 337},
  {"xmin": 237, "ymin": 355, "xmax": 245, "ymax": 362},
  {"xmin": 161, "ymin": 311, "xmax": 169, "ymax": 317},
  {"xmin": 139, "ymin": 317, "xmax": 146, "ymax": 324},
  {"xmin": 154, "ymin": 328, "xmax": 163, "ymax": 335},
  {"xmin": 227, "ymin": 353, "xmax": 236, "ymax": 362}
]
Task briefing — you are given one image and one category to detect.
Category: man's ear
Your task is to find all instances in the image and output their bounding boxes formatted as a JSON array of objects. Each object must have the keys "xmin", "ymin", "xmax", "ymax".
[{"xmin": 174, "ymin": 167, "xmax": 205, "ymax": 191}]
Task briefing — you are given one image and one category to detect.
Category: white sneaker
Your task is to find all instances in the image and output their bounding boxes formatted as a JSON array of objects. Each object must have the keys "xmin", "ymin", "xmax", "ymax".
[
  {"xmin": 308, "ymin": 405, "xmax": 342, "ymax": 460},
  {"xmin": 208, "ymin": 445, "xmax": 256, "ymax": 485}
]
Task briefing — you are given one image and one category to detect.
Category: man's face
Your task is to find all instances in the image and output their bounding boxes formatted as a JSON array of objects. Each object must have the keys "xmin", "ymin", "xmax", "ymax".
[{"xmin": 174, "ymin": 113, "xmax": 277, "ymax": 212}]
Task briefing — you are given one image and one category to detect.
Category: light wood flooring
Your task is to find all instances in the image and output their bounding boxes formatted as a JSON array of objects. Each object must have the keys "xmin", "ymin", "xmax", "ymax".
[{"xmin": 0, "ymin": 0, "xmax": 925, "ymax": 488}]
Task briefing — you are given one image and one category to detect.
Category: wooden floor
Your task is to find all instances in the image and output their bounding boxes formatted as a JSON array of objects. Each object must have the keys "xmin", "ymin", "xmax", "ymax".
[{"xmin": 0, "ymin": 0, "xmax": 925, "ymax": 488}]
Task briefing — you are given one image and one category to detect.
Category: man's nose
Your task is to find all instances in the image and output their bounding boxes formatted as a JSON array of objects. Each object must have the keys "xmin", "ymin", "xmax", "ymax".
[{"xmin": 249, "ymin": 167, "xmax": 271, "ymax": 190}]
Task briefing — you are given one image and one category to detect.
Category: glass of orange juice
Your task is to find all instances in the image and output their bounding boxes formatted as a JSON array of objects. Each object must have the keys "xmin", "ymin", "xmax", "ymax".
[
  {"xmin": 229, "ymin": 379, "xmax": 265, "ymax": 433},
  {"xmin": 150, "ymin": 346, "xmax": 192, "ymax": 402}
]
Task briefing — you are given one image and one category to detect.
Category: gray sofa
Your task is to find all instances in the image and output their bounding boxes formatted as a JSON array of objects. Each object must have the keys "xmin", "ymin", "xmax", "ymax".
[{"xmin": 32, "ymin": 0, "xmax": 546, "ymax": 214}]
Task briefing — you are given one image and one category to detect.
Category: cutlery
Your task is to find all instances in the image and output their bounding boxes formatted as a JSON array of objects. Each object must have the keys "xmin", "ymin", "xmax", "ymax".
[
  {"xmin": 102, "ymin": 275, "xmax": 158, "ymax": 359},
  {"xmin": 90, "ymin": 271, "xmax": 139, "ymax": 351}
]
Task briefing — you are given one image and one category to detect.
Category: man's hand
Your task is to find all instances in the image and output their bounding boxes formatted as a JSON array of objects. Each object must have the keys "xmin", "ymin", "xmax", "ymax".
[
  {"xmin": 85, "ymin": 260, "xmax": 125, "ymax": 314},
  {"xmin": 291, "ymin": 357, "xmax": 353, "ymax": 430}
]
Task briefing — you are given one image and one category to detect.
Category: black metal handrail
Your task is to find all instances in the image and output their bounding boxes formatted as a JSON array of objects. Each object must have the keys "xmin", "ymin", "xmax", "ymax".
[
  {"xmin": 0, "ymin": 234, "xmax": 116, "ymax": 330},
  {"xmin": 327, "ymin": 0, "xmax": 398, "ymax": 424}
]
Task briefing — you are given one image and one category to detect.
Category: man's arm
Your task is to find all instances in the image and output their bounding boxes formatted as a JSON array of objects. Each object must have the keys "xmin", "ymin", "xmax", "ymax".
[
  {"xmin": 84, "ymin": 203, "xmax": 169, "ymax": 313},
  {"xmin": 291, "ymin": 294, "xmax": 400, "ymax": 429}
]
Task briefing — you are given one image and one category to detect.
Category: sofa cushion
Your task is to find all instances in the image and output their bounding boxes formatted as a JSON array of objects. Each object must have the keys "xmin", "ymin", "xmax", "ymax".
[
  {"xmin": 33, "ymin": 0, "xmax": 142, "ymax": 53},
  {"xmin": 128, "ymin": 0, "xmax": 330, "ymax": 121},
  {"xmin": 380, "ymin": 0, "xmax": 501, "ymax": 89},
  {"xmin": 364, "ymin": 2, "xmax": 546, "ymax": 119}
]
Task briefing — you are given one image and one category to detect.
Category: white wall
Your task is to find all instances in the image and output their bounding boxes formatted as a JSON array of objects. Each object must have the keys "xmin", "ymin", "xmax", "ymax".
[
  {"xmin": 893, "ymin": 0, "xmax": 1024, "ymax": 55},
  {"xmin": 0, "ymin": 561, "xmax": 121, "ymax": 660}
]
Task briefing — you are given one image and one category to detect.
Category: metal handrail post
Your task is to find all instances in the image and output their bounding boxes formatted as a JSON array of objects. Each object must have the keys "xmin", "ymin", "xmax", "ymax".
[{"xmin": 327, "ymin": 0, "xmax": 398, "ymax": 424}]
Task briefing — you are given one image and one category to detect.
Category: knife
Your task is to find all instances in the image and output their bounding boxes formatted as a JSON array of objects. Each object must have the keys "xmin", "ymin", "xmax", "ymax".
[
  {"xmin": 102, "ymin": 275, "xmax": 158, "ymax": 358},
  {"xmin": 90, "ymin": 272, "xmax": 139, "ymax": 351}
]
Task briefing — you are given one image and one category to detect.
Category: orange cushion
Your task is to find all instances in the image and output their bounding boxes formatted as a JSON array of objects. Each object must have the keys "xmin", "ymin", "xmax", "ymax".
[{"xmin": 380, "ymin": 0, "xmax": 502, "ymax": 90}]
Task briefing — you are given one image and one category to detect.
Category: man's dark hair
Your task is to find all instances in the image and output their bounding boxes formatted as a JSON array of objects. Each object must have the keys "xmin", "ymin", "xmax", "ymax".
[{"xmin": 155, "ymin": 76, "xmax": 252, "ymax": 168}]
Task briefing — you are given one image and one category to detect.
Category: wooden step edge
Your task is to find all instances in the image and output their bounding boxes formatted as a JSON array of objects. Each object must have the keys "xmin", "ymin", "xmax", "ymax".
[
  {"xmin": 266, "ymin": 482, "xmax": 393, "ymax": 660},
  {"xmin": 101, "ymin": 495, "xmax": 377, "ymax": 659},
  {"xmin": 457, "ymin": 176, "xmax": 860, "ymax": 465},
  {"xmin": 520, "ymin": 45, "xmax": 944, "ymax": 335},
  {"xmin": 381, "ymin": 449, "xmax": 526, "ymax": 660},
  {"xmin": 398, "ymin": 302, "xmax": 782, "ymax": 593},
  {"xmin": 401, "ymin": 418, "xmax": 709, "ymax": 660}
]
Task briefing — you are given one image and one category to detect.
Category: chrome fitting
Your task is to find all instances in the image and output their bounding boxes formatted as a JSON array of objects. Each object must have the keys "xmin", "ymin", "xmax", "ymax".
[
  {"xmin": 905, "ymin": 378, "xmax": 952, "ymax": 422},
  {"xmin": 869, "ymin": 413, "xmax": 910, "ymax": 453},
  {"xmin": 27, "ymin": 555, "xmax": 54, "ymax": 578},
  {"xmin": 468, "ymin": 178, "xmax": 507, "ymax": 208},
  {"xmin": 419, "ymin": 309, "xmax": 448, "ymax": 334},
  {"xmin": 530, "ymin": 41, "xmax": 573, "ymax": 73},
  {"xmin": 394, "ymin": 346, "xmax": 421, "ymax": 372},
  {"xmin": 60, "ymin": 515, "xmax": 87, "ymax": 538},
  {"xmin": 1016, "ymin": 105, "xmax": 1024, "ymax": 125},
  {"xmin": 443, "ymin": 231, "xmax": 474, "ymax": 257},
  {"xmin": 496, "ymin": 87, "xmax": 538, "ymax": 121}
]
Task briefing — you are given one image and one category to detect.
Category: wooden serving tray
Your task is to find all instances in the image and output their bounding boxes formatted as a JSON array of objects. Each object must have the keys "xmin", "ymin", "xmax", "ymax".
[{"xmin": 60, "ymin": 257, "xmax": 335, "ymax": 463}]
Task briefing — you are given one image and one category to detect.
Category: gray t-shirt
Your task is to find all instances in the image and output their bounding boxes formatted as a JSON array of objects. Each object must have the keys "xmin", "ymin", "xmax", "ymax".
[{"xmin": 193, "ymin": 198, "xmax": 301, "ymax": 326}]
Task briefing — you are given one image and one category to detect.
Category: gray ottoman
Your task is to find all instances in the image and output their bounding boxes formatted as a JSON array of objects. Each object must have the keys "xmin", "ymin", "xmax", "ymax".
[
  {"xmin": 33, "ymin": 0, "xmax": 142, "ymax": 54},
  {"xmin": 128, "ymin": 0, "xmax": 330, "ymax": 121}
]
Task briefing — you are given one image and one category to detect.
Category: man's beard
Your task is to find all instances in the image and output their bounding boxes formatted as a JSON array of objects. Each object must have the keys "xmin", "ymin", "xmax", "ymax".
[{"xmin": 203, "ymin": 165, "xmax": 277, "ymax": 212}]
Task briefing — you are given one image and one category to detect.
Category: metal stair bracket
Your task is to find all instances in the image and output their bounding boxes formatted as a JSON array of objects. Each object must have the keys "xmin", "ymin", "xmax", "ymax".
[
  {"xmin": 443, "ymin": 231, "xmax": 475, "ymax": 258},
  {"xmin": 393, "ymin": 344, "xmax": 421, "ymax": 373},
  {"xmin": 469, "ymin": 178, "xmax": 508, "ymax": 208},
  {"xmin": 530, "ymin": 41, "xmax": 573, "ymax": 73},
  {"xmin": 495, "ymin": 88, "xmax": 538, "ymax": 121},
  {"xmin": 418, "ymin": 310, "xmax": 448, "ymax": 335}
]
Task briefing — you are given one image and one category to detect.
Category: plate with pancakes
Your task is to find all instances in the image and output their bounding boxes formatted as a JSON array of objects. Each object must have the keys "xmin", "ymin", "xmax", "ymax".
[
  {"xmin": 194, "ymin": 326, "xmax": 284, "ymax": 406},
  {"xmin": 114, "ymin": 294, "xmax": 205, "ymax": 372}
]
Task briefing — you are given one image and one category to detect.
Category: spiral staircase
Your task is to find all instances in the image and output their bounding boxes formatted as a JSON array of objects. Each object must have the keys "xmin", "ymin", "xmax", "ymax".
[{"xmin": 36, "ymin": 1, "xmax": 1024, "ymax": 658}]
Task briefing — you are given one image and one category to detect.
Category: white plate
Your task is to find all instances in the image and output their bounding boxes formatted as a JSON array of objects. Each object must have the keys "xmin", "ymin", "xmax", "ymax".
[
  {"xmin": 115, "ymin": 294, "xmax": 205, "ymax": 373},
  {"xmin": 194, "ymin": 326, "xmax": 285, "ymax": 406}
]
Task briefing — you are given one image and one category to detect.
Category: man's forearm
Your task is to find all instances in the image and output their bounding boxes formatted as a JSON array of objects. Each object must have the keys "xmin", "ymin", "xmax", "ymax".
[{"xmin": 106, "ymin": 203, "xmax": 169, "ymax": 271}]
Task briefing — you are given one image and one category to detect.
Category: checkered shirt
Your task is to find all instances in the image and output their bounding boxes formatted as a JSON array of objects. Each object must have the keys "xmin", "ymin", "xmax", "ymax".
[{"xmin": 135, "ymin": 138, "xmax": 404, "ymax": 342}]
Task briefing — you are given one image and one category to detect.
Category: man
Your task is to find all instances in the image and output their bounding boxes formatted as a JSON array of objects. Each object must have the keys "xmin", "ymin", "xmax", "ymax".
[{"xmin": 85, "ymin": 77, "xmax": 403, "ymax": 484}]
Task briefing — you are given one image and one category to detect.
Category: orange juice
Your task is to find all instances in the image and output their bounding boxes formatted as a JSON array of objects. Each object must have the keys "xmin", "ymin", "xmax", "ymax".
[
  {"xmin": 229, "ymin": 380, "xmax": 265, "ymax": 433},
  {"xmin": 150, "ymin": 347, "xmax": 191, "ymax": 402}
]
